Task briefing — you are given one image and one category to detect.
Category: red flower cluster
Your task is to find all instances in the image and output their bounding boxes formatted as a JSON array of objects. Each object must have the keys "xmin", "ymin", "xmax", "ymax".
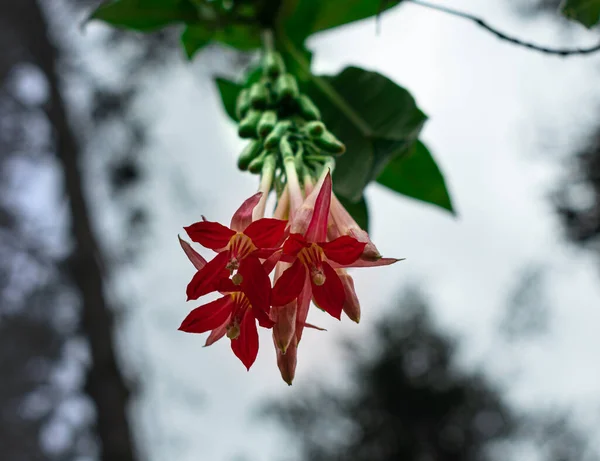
[{"xmin": 178, "ymin": 172, "xmax": 399, "ymax": 383}]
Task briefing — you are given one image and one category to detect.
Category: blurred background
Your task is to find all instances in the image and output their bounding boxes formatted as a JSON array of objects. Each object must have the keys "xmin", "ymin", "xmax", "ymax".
[{"xmin": 1, "ymin": 0, "xmax": 600, "ymax": 460}]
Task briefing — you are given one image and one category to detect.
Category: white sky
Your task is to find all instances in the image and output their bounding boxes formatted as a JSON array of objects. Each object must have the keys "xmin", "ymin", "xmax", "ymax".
[{"xmin": 78, "ymin": 1, "xmax": 600, "ymax": 460}]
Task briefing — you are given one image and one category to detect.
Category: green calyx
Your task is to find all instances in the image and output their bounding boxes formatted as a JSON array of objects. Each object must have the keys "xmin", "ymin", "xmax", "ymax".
[{"xmin": 233, "ymin": 45, "xmax": 344, "ymax": 195}]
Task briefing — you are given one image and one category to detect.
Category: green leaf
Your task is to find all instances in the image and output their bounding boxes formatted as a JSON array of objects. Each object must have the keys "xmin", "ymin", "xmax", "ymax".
[
  {"xmin": 280, "ymin": 0, "xmax": 404, "ymax": 45},
  {"xmin": 181, "ymin": 25, "xmax": 212, "ymax": 59},
  {"xmin": 377, "ymin": 141, "xmax": 454, "ymax": 213},
  {"xmin": 561, "ymin": 0, "xmax": 600, "ymax": 28},
  {"xmin": 215, "ymin": 78, "xmax": 243, "ymax": 121},
  {"xmin": 335, "ymin": 194, "xmax": 370, "ymax": 233},
  {"xmin": 91, "ymin": 0, "xmax": 197, "ymax": 31},
  {"xmin": 300, "ymin": 65, "xmax": 427, "ymax": 202},
  {"xmin": 181, "ymin": 23, "xmax": 261, "ymax": 59}
]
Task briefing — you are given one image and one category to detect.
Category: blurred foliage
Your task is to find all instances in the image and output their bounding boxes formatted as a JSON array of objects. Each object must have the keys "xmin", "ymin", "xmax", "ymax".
[
  {"xmin": 264, "ymin": 288, "xmax": 598, "ymax": 461},
  {"xmin": 562, "ymin": 0, "xmax": 600, "ymax": 28}
]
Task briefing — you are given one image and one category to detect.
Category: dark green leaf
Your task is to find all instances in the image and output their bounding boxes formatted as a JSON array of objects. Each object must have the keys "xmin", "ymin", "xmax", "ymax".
[
  {"xmin": 279, "ymin": 0, "xmax": 404, "ymax": 45},
  {"xmin": 91, "ymin": 0, "xmax": 197, "ymax": 31},
  {"xmin": 335, "ymin": 194, "xmax": 370, "ymax": 233},
  {"xmin": 561, "ymin": 0, "xmax": 600, "ymax": 28},
  {"xmin": 181, "ymin": 23, "xmax": 261, "ymax": 59},
  {"xmin": 215, "ymin": 78, "xmax": 243, "ymax": 121},
  {"xmin": 181, "ymin": 25, "xmax": 212, "ymax": 59},
  {"xmin": 377, "ymin": 141, "xmax": 454, "ymax": 213},
  {"xmin": 301, "ymin": 66, "xmax": 427, "ymax": 202}
]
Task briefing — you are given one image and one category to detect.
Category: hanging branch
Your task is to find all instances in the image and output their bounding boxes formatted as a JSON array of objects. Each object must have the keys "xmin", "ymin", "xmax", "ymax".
[{"xmin": 408, "ymin": 0, "xmax": 600, "ymax": 57}]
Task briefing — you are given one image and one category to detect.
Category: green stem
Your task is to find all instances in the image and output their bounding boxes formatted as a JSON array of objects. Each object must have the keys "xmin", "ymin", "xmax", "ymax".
[
  {"xmin": 261, "ymin": 29, "xmax": 275, "ymax": 53},
  {"xmin": 278, "ymin": 33, "xmax": 374, "ymax": 138},
  {"xmin": 254, "ymin": 154, "xmax": 276, "ymax": 220}
]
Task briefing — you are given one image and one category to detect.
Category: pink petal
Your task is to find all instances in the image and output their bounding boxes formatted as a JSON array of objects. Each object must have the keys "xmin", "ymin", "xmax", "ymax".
[
  {"xmin": 303, "ymin": 322, "xmax": 326, "ymax": 331},
  {"xmin": 272, "ymin": 302, "xmax": 297, "ymax": 353},
  {"xmin": 185, "ymin": 221, "xmax": 235, "ymax": 251},
  {"xmin": 179, "ymin": 296, "xmax": 232, "ymax": 334},
  {"xmin": 179, "ymin": 235, "xmax": 207, "ymax": 270},
  {"xmin": 204, "ymin": 316, "xmax": 230, "ymax": 346},
  {"xmin": 231, "ymin": 308, "xmax": 259, "ymax": 370},
  {"xmin": 319, "ymin": 235, "xmax": 366, "ymax": 265},
  {"xmin": 294, "ymin": 271, "xmax": 312, "ymax": 343},
  {"xmin": 239, "ymin": 256, "xmax": 271, "ymax": 314},
  {"xmin": 272, "ymin": 260, "xmax": 307, "ymax": 306},
  {"xmin": 338, "ymin": 270, "xmax": 360, "ymax": 323},
  {"xmin": 186, "ymin": 251, "xmax": 230, "ymax": 301},
  {"xmin": 244, "ymin": 218, "xmax": 288, "ymax": 249},
  {"xmin": 230, "ymin": 192, "xmax": 263, "ymax": 232},
  {"xmin": 304, "ymin": 171, "xmax": 332, "ymax": 243},
  {"xmin": 331, "ymin": 257, "xmax": 405, "ymax": 269},
  {"xmin": 311, "ymin": 261, "xmax": 344, "ymax": 320}
]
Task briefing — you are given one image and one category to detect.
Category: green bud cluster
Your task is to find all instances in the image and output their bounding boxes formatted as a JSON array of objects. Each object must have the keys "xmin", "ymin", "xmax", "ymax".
[{"xmin": 234, "ymin": 50, "xmax": 345, "ymax": 188}]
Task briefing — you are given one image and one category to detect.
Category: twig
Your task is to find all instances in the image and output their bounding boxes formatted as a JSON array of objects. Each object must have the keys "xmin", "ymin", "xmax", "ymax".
[{"xmin": 408, "ymin": 0, "xmax": 600, "ymax": 57}]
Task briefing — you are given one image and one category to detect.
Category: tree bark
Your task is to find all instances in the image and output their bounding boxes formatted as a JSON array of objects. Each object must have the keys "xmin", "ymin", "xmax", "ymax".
[{"xmin": 0, "ymin": 1, "xmax": 138, "ymax": 460}]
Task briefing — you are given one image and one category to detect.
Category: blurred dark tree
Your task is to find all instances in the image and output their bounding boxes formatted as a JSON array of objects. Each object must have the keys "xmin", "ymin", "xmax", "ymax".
[{"xmin": 265, "ymin": 288, "xmax": 597, "ymax": 461}]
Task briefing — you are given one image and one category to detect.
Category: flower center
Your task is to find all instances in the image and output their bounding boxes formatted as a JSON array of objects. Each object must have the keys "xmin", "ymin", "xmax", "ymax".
[
  {"xmin": 228, "ymin": 233, "xmax": 257, "ymax": 261},
  {"xmin": 227, "ymin": 292, "xmax": 252, "ymax": 340},
  {"xmin": 298, "ymin": 243, "xmax": 326, "ymax": 286}
]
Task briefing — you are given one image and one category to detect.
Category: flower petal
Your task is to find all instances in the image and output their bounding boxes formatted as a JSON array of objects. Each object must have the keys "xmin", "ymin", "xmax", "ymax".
[
  {"xmin": 204, "ymin": 315, "xmax": 230, "ymax": 346},
  {"xmin": 231, "ymin": 308, "xmax": 259, "ymax": 370},
  {"xmin": 338, "ymin": 270, "xmax": 361, "ymax": 323},
  {"xmin": 186, "ymin": 251, "xmax": 229, "ymax": 301},
  {"xmin": 244, "ymin": 218, "xmax": 288, "ymax": 249},
  {"xmin": 272, "ymin": 259, "xmax": 307, "ymax": 306},
  {"xmin": 319, "ymin": 235, "xmax": 367, "ymax": 265},
  {"xmin": 239, "ymin": 255, "xmax": 271, "ymax": 314},
  {"xmin": 282, "ymin": 233, "xmax": 309, "ymax": 258},
  {"xmin": 304, "ymin": 171, "xmax": 332, "ymax": 243},
  {"xmin": 179, "ymin": 296, "xmax": 232, "ymax": 334},
  {"xmin": 331, "ymin": 257, "xmax": 405, "ymax": 269},
  {"xmin": 230, "ymin": 192, "xmax": 262, "ymax": 232},
  {"xmin": 185, "ymin": 221, "xmax": 235, "ymax": 250},
  {"xmin": 311, "ymin": 261, "xmax": 344, "ymax": 320},
  {"xmin": 179, "ymin": 235, "xmax": 207, "ymax": 270},
  {"xmin": 262, "ymin": 249, "xmax": 283, "ymax": 275}
]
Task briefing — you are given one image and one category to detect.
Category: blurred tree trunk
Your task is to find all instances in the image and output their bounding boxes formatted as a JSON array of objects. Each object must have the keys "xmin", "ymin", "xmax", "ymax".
[{"xmin": 0, "ymin": 1, "xmax": 137, "ymax": 460}]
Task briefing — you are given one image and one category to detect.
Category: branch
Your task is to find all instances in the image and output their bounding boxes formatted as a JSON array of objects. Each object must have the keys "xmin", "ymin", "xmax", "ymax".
[{"xmin": 408, "ymin": 0, "xmax": 600, "ymax": 57}]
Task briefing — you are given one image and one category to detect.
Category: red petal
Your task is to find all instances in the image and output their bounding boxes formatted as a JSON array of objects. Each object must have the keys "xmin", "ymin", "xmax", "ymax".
[
  {"xmin": 262, "ymin": 249, "xmax": 283, "ymax": 275},
  {"xmin": 230, "ymin": 308, "xmax": 259, "ymax": 370},
  {"xmin": 331, "ymin": 257, "xmax": 404, "ymax": 269},
  {"xmin": 179, "ymin": 236, "xmax": 207, "ymax": 270},
  {"xmin": 305, "ymin": 171, "xmax": 332, "ymax": 243},
  {"xmin": 230, "ymin": 192, "xmax": 262, "ymax": 232},
  {"xmin": 239, "ymin": 256, "xmax": 271, "ymax": 314},
  {"xmin": 244, "ymin": 218, "xmax": 287, "ymax": 249},
  {"xmin": 320, "ymin": 236, "xmax": 366, "ymax": 265},
  {"xmin": 272, "ymin": 260, "xmax": 307, "ymax": 306},
  {"xmin": 204, "ymin": 315, "xmax": 230, "ymax": 346},
  {"xmin": 185, "ymin": 221, "xmax": 235, "ymax": 250},
  {"xmin": 179, "ymin": 296, "xmax": 232, "ymax": 334},
  {"xmin": 186, "ymin": 251, "xmax": 229, "ymax": 301},
  {"xmin": 282, "ymin": 233, "xmax": 309, "ymax": 257},
  {"xmin": 311, "ymin": 261, "xmax": 344, "ymax": 320}
]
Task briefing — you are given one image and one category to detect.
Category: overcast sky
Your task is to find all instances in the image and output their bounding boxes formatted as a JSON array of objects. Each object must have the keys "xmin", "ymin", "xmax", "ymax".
[{"xmin": 75, "ymin": 1, "xmax": 600, "ymax": 460}]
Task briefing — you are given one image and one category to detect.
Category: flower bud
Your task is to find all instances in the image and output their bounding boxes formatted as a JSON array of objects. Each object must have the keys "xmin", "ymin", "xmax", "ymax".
[
  {"xmin": 272, "ymin": 302, "xmax": 297, "ymax": 353},
  {"xmin": 276, "ymin": 335, "xmax": 298, "ymax": 386},
  {"xmin": 337, "ymin": 269, "xmax": 361, "ymax": 323},
  {"xmin": 330, "ymin": 193, "xmax": 382, "ymax": 261}
]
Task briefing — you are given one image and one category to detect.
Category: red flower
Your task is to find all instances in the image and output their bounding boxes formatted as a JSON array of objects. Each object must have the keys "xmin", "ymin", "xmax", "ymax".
[
  {"xmin": 272, "ymin": 173, "xmax": 366, "ymax": 321},
  {"xmin": 184, "ymin": 192, "xmax": 287, "ymax": 301},
  {"xmin": 178, "ymin": 255, "xmax": 274, "ymax": 370}
]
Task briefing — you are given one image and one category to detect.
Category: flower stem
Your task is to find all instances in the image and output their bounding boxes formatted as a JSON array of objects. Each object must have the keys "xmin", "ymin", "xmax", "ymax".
[
  {"xmin": 261, "ymin": 29, "xmax": 275, "ymax": 53},
  {"xmin": 253, "ymin": 154, "xmax": 276, "ymax": 220}
]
